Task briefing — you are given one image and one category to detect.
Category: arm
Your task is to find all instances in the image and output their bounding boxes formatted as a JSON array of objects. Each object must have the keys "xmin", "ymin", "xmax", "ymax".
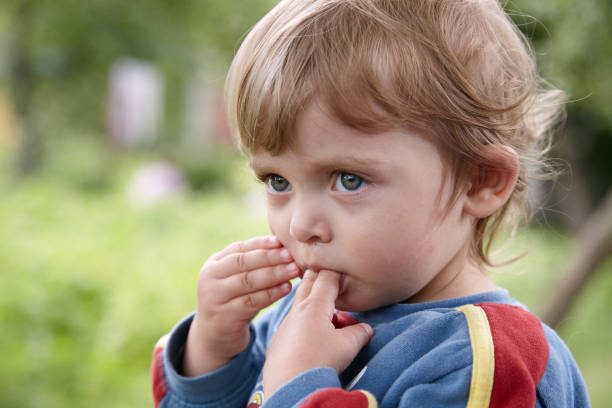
[{"xmin": 151, "ymin": 235, "xmax": 300, "ymax": 407}]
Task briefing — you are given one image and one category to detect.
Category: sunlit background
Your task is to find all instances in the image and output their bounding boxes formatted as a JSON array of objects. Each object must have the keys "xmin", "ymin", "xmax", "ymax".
[{"xmin": 0, "ymin": 1, "xmax": 610, "ymax": 407}]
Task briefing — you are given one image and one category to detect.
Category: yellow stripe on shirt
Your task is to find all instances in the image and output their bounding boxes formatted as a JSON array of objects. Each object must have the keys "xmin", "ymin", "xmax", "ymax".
[
  {"xmin": 456, "ymin": 304, "xmax": 495, "ymax": 408},
  {"xmin": 358, "ymin": 390, "xmax": 378, "ymax": 407},
  {"xmin": 155, "ymin": 334, "xmax": 169, "ymax": 349}
]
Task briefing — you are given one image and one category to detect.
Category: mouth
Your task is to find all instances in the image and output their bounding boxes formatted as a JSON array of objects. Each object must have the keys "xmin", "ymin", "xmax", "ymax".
[
  {"xmin": 298, "ymin": 263, "xmax": 324, "ymax": 277},
  {"xmin": 299, "ymin": 264, "xmax": 347, "ymax": 295}
]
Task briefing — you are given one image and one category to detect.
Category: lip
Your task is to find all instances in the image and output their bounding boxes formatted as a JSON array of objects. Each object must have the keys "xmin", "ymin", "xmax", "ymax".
[
  {"xmin": 298, "ymin": 264, "xmax": 347, "ymax": 295},
  {"xmin": 297, "ymin": 263, "xmax": 326, "ymax": 278}
]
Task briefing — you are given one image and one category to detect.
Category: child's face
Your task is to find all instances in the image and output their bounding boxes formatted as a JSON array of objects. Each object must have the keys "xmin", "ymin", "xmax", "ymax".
[{"xmin": 251, "ymin": 102, "xmax": 476, "ymax": 311}]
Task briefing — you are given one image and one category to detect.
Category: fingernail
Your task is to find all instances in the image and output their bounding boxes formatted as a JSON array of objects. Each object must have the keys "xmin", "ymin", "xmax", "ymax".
[
  {"xmin": 279, "ymin": 248, "xmax": 291, "ymax": 261},
  {"xmin": 286, "ymin": 262, "xmax": 299, "ymax": 275},
  {"xmin": 267, "ymin": 236, "xmax": 279, "ymax": 245}
]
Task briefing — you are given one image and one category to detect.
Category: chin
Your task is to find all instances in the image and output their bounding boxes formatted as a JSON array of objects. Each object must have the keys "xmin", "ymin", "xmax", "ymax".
[{"xmin": 334, "ymin": 296, "xmax": 368, "ymax": 313}]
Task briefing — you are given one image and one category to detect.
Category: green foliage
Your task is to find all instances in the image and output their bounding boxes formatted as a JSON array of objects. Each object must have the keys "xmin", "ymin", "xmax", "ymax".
[
  {"xmin": 0, "ymin": 149, "xmax": 268, "ymax": 407},
  {"xmin": 0, "ymin": 0, "xmax": 277, "ymax": 146},
  {"xmin": 42, "ymin": 136, "xmax": 116, "ymax": 192},
  {"xmin": 174, "ymin": 148, "xmax": 248, "ymax": 192},
  {"xmin": 510, "ymin": 0, "xmax": 612, "ymax": 205},
  {"xmin": 512, "ymin": 0, "xmax": 612, "ymax": 126}
]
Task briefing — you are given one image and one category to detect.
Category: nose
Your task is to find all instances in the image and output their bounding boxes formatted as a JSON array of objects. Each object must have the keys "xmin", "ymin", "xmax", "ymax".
[{"xmin": 289, "ymin": 195, "xmax": 332, "ymax": 244}]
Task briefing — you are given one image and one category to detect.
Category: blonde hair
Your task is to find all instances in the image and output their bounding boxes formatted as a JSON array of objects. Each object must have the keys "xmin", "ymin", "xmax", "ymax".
[{"xmin": 225, "ymin": 0, "xmax": 565, "ymax": 265}]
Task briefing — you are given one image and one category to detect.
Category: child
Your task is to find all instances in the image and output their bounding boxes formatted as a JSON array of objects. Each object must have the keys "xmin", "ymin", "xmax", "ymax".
[{"xmin": 151, "ymin": 0, "xmax": 590, "ymax": 406}]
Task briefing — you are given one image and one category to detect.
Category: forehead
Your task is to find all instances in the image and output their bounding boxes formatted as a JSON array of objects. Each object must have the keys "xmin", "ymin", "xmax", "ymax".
[
  {"xmin": 292, "ymin": 102, "xmax": 385, "ymax": 153},
  {"xmin": 251, "ymin": 103, "xmax": 381, "ymax": 166},
  {"xmin": 250, "ymin": 101, "xmax": 441, "ymax": 175}
]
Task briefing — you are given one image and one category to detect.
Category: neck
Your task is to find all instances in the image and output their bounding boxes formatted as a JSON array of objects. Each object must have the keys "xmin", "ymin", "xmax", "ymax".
[{"xmin": 405, "ymin": 250, "xmax": 497, "ymax": 304}]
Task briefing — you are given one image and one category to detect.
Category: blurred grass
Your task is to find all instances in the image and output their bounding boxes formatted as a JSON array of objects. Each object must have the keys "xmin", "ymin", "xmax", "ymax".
[{"xmin": 0, "ymin": 140, "xmax": 610, "ymax": 407}]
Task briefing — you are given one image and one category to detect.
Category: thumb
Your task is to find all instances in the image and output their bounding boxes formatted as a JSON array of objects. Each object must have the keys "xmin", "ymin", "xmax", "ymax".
[{"xmin": 339, "ymin": 323, "xmax": 374, "ymax": 355}]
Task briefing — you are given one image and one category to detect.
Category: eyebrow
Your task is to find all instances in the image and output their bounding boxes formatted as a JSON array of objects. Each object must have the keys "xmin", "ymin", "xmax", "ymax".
[
  {"xmin": 250, "ymin": 153, "xmax": 387, "ymax": 173},
  {"xmin": 323, "ymin": 154, "xmax": 387, "ymax": 170}
]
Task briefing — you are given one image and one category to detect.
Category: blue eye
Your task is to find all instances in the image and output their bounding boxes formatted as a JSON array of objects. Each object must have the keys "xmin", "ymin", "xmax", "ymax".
[
  {"xmin": 334, "ymin": 172, "xmax": 366, "ymax": 192},
  {"xmin": 267, "ymin": 174, "xmax": 291, "ymax": 192}
]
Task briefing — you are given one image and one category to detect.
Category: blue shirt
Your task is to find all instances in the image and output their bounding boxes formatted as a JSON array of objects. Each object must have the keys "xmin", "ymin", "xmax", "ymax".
[{"xmin": 152, "ymin": 286, "xmax": 590, "ymax": 407}]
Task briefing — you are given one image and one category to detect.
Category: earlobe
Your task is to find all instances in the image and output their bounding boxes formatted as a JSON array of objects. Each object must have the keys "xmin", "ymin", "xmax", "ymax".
[{"xmin": 463, "ymin": 145, "xmax": 519, "ymax": 219}]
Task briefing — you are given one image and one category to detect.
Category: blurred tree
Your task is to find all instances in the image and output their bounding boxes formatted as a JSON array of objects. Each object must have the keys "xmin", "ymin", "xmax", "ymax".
[
  {"xmin": 8, "ymin": 0, "xmax": 39, "ymax": 175},
  {"xmin": 510, "ymin": 0, "xmax": 612, "ymax": 327},
  {"xmin": 541, "ymin": 191, "xmax": 612, "ymax": 328},
  {"xmin": 0, "ymin": 0, "xmax": 275, "ymax": 176},
  {"xmin": 511, "ymin": 0, "xmax": 612, "ymax": 225}
]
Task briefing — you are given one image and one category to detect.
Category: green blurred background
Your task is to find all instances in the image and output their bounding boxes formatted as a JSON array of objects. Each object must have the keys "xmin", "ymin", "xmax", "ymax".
[{"xmin": 0, "ymin": 0, "xmax": 610, "ymax": 407}]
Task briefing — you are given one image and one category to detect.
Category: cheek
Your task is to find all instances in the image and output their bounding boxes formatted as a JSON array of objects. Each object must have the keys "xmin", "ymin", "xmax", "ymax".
[
  {"xmin": 351, "ymin": 208, "xmax": 432, "ymax": 265},
  {"xmin": 266, "ymin": 205, "xmax": 289, "ymax": 243},
  {"xmin": 349, "ymin": 213, "xmax": 406, "ymax": 256}
]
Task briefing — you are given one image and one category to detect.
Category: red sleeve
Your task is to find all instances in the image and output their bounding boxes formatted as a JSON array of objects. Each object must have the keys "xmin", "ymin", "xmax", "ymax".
[
  {"xmin": 299, "ymin": 388, "xmax": 377, "ymax": 408},
  {"xmin": 478, "ymin": 303, "xmax": 549, "ymax": 408},
  {"xmin": 150, "ymin": 335, "xmax": 169, "ymax": 407}
]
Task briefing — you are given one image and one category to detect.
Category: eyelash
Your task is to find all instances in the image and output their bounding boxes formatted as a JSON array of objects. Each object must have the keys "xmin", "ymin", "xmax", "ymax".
[
  {"xmin": 256, "ymin": 173, "xmax": 289, "ymax": 193},
  {"xmin": 256, "ymin": 171, "xmax": 369, "ymax": 194},
  {"xmin": 333, "ymin": 172, "xmax": 368, "ymax": 193}
]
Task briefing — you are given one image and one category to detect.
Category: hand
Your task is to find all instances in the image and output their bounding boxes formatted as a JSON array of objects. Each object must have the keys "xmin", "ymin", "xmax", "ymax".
[
  {"xmin": 182, "ymin": 236, "xmax": 300, "ymax": 377},
  {"xmin": 263, "ymin": 270, "xmax": 374, "ymax": 397}
]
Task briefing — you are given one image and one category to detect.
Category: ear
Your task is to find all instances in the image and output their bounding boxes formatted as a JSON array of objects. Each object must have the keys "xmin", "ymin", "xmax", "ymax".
[{"xmin": 463, "ymin": 145, "xmax": 519, "ymax": 219}]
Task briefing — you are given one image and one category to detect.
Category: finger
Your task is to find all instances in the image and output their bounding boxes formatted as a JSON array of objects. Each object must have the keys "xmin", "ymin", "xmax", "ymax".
[
  {"xmin": 213, "ymin": 247, "xmax": 293, "ymax": 278},
  {"xmin": 309, "ymin": 269, "xmax": 340, "ymax": 310},
  {"xmin": 294, "ymin": 268, "xmax": 317, "ymax": 302},
  {"xmin": 224, "ymin": 262, "xmax": 300, "ymax": 298},
  {"xmin": 338, "ymin": 323, "xmax": 374, "ymax": 360},
  {"xmin": 227, "ymin": 281, "xmax": 293, "ymax": 318},
  {"xmin": 212, "ymin": 236, "xmax": 282, "ymax": 261}
]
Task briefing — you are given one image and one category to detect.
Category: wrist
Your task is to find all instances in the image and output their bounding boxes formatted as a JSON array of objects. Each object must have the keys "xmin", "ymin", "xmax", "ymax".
[
  {"xmin": 162, "ymin": 316, "xmax": 262, "ymax": 403},
  {"xmin": 182, "ymin": 314, "xmax": 253, "ymax": 377},
  {"xmin": 182, "ymin": 317, "xmax": 232, "ymax": 377}
]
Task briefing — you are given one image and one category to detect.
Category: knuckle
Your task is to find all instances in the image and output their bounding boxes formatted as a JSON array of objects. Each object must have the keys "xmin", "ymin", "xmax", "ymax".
[
  {"xmin": 234, "ymin": 252, "xmax": 247, "ymax": 269},
  {"xmin": 227, "ymin": 241, "xmax": 244, "ymax": 254},
  {"xmin": 265, "ymin": 287, "xmax": 280, "ymax": 305},
  {"xmin": 243, "ymin": 293, "xmax": 257, "ymax": 310},
  {"xmin": 240, "ymin": 271, "xmax": 253, "ymax": 290},
  {"xmin": 293, "ymin": 298, "xmax": 312, "ymax": 313},
  {"xmin": 198, "ymin": 265, "xmax": 212, "ymax": 282},
  {"xmin": 200, "ymin": 258, "xmax": 212, "ymax": 273},
  {"xmin": 267, "ymin": 286, "xmax": 278, "ymax": 300},
  {"xmin": 199, "ymin": 257, "xmax": 221, "ymax": 279}
]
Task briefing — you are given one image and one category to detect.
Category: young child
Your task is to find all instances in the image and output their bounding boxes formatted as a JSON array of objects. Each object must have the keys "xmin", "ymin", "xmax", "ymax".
[{"xmin": 151, "ymin": 0, "xmax": 590, "ymax": 406}]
